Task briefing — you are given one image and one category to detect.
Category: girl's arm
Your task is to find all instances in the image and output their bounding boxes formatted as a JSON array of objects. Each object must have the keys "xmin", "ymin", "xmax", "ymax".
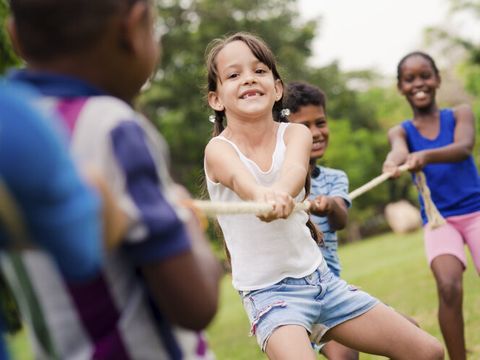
[
  {"xmin": 382, "ymin": 125, "xmax": 410, "ymax": 177},
  {"xmin": 205, "ymin": 137, "xmax": 297, "ymax": 221},
  {"xmin": 406, "ymin": 105, "xmax": 475, "ymax": 171},
  {"xmin": 205, "ymin": 139, "xmax": 264, "ymax": 200},
  {"xmin": 273, "ymin": 123, "xmax": 312, "ymax": 197},
  {"xmin": 310, "ymin": 195, "xmax": 348, "ymax": 231},
  {"xmin": 421, "ymin": 104, "xmax": 474, "ymax": 162}
]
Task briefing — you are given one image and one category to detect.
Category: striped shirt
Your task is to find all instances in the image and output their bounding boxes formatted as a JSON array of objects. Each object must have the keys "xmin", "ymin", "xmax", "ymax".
[
  {"xmin": 0, "ymin": 82, "xmax": 102, "ymax": 360},
  {"xmin": 5, "ymin": 71, "xmax": 212, "ymax": 360},
  {"xmin": 309, "ymin": 165, "xmax": 351, "ymax": 276}
]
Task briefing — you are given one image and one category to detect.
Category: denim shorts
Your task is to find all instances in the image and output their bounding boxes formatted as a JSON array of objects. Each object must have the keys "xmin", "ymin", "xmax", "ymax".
[{"xmin": 239, "ymin": 261, "xmax": 379, "ymax": 351}]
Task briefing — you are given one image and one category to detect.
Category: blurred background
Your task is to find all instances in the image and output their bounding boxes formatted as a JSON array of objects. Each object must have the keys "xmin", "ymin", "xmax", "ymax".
[
  {"xmin": 2, "ymin": 1, "xmax": 480, "ymax": 358},
  {"xmin": 3, "ymin": 0, "xmax": 479, "ymax": 245}
]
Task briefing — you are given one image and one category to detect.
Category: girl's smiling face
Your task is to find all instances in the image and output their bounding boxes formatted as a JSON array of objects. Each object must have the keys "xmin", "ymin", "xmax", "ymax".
[
  {"xmin": 208, "ymin": 40, "xmax": 283, "ymax": 122},
  {"xmin": 397, "ymin": 55, "xmax": 441, "ymax": 111}
]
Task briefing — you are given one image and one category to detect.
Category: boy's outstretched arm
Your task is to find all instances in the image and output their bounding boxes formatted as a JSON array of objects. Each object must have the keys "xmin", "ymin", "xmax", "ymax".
[
  {"xmin": 141, "ymin": 204, "xmax": 222, "ymax": 331},
  {"xmin": 110, "ymin": 121, "xmax": 221, "ymax": 331}
]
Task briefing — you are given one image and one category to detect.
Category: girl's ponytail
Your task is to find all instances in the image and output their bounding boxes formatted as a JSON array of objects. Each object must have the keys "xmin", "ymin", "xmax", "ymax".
[{"xmin": 211, "ymin": 112, "xmax": 225, "ymax": 137}]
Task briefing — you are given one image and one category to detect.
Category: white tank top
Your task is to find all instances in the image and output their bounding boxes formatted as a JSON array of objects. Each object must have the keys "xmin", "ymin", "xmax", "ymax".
[{"xmin": 205, "ymin": 122, "xmax": 323, "ymax": 291}]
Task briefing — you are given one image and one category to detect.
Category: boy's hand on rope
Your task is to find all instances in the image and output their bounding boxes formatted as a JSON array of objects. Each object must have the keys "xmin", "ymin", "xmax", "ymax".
[
  {"xmin": 253, "ymin": 187, "xmax": 295, "ymax": 222},
  {"xmin": 309, "ymin": 195, "xmax": 332, "ymax": 217}
]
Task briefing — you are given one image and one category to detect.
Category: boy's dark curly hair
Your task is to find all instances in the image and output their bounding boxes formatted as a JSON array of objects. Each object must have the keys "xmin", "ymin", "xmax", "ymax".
[{"xmin": 283, "ymin": 81, "xmax": 326, "ymax": 113}]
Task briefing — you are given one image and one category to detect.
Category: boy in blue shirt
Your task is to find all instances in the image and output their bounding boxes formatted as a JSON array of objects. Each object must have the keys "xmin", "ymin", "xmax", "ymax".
[
  {"xmin": 284, "ymin": 81, "xmax": 357, "ymax": 360},
  {"xmin": 0, "ymin": 82, "xmax": 104, "ymax": 360},
  {"xmin": 5, "ymin": 0, "xmax": 221, "ymax": 358}
]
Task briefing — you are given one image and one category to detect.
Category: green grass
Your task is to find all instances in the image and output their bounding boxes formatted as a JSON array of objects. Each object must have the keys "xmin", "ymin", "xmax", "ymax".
[
  {"xmin": 206, "ymin": 230, "xmax": 480, "ymax": 359},
  {"xmin": 8, "ymin": 230, "xmax": 480, "ymax": 359}
]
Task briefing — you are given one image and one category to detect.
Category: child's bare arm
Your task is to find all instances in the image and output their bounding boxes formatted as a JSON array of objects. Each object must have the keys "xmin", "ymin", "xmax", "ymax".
[
  {"xmin": 406, "ymin": 105, "xmax": 475, "ymax": 171},
  {"xmin": 141, "ymin": 239, "xmax": 221, "ymax": 331},
  {"xmin": 205, "ymin": 139, "xmax": 263, "ymax": 200},
  {"xmin": 383, "ymin": 125, "xmax": 410, "ymax": 177},
  {"xmin": 205, "ymin": 139, "xmax": 295, "ymax": 221},
  {"xmin": 310, "ymin": 195, "xmax": 348, "ymax": 231},
  {"xmin": 453, "ymin": 104, "xmax": 476, "ymax": 153},
  {"xmin": 274, "ymin": 123, "xmax": 312, "ymax": 197},
  {"xmin": 143, "ymin": 185, "xmax": 222, "ymax": 330},
  {"xmin": 141, "ymin": 185, "xmax": 222, "ymax": 331}
]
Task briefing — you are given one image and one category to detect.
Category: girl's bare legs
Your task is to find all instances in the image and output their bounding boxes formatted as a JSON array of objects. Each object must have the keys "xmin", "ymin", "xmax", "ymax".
[
  {"xmin": 324, "ymin": 303, "xmax": 444, "ymax": 360},
  {"xmin": 265, "ymin": 325, "xmax": 316, "ymax": 360},
  {"xmin": 431, "ymin": 254, "xmax": 466, "ymax": 360},
  {"xmin": 321, "ymin": 340, "xmax": 358, "ymax": 360}
]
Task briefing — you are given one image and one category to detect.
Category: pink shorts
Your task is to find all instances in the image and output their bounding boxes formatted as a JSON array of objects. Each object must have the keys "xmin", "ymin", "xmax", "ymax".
[{"xmin": 424, "ymin": 211, "xmax": 480, "ymax": 274}]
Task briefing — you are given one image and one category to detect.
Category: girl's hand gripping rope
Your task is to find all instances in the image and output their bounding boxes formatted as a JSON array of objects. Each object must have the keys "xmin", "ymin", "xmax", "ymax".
[
  {"xmin": 185, "ymin": 200, "xmax": 311, "ymax": 219},
  {"xmin": 253, "ymin": 187, "xmax": 296, "ymax": 222}
]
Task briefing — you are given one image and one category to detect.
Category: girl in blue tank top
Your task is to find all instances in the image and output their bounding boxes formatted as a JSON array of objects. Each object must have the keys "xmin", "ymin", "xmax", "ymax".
[{"xmin": 383, "ymin": 51, "xmax": 480, "ymax": 360}]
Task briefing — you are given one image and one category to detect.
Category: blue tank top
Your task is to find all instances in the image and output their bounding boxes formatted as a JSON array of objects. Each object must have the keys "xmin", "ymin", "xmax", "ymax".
[{"xmin": 401, "ymin": 108, "xmax": 480, "ymax": 224}]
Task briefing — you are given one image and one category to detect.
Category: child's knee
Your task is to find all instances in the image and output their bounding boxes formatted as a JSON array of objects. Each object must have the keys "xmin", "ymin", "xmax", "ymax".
[
  {"xmin": 427, "ymin": 339, "xmax": 445, "ymax": 360},
  {"xmin": 437, "ymin": 280, "xmax": 462, "ymax": 306}
]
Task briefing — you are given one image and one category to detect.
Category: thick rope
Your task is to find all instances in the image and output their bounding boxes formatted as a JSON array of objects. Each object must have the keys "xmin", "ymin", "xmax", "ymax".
[
  {"xmin": 349, "ymin": 164, "xmax": 410, "ymax": 200},
  {"xmin": 188, "ymin": 200, "xmax": 310, "ymax": 217},
  {"xmin": 413, "ymin": 171, "xmax": 446, "ymax": 229},
  {"xmin": 347, "ymin": 164, "xmax": 445, "ymax": 229},
  {"xmin": 189, "ymin": 164, "xmax": 445, "ymax": 230}
]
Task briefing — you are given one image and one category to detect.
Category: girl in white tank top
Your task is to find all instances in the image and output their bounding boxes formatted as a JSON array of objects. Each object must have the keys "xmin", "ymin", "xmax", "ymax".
[{"xmin": 203, "ymin": 32, "xmax": 444, "ymax": 360}]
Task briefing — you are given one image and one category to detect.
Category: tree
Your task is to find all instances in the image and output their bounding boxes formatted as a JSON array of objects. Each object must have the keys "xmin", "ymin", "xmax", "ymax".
[
  {"xmin": 140, "ymin": 0, "xmax": 317, "ymax": 192},
  {"xmin": 0, "ymin": 0, "xmax": 20, "ymax": 74},
  {"xmin": 425, "ymin": 0, "xmax": 480, "ymax": 164},
  {"xmin": 139, "ymin": 0, "xmax": 407, "ymax": 240}
]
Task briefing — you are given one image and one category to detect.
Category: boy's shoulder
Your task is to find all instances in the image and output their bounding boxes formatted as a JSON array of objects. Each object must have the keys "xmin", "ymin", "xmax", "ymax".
[
  {"xmin": 82, "ymin": 95, "xmax": 137, "ymax": 122},
  {"xmin": 75, "ymin": 95, "xmax": 153, "ymax": 136}
]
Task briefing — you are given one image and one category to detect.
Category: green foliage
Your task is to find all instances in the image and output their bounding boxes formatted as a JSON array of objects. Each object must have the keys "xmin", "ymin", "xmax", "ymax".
[
  {"xmin": 431, "ymin": 0, "xmax": 480, "ymax": 166},
  {"xmin": 0, "ymin": 0, "xmax": 21, "ymax": 74},
  {"xmin": 140, "ymin": 0, "xmax": 400, "ymax": 237},
  {"xmin": 9, "ymin": 231, "xmax": 480, "ymax": 358},
  {"xmin": 358, "ymin": 86, "xmax": 411, "ymax": 130},
  {"xmin": 140, "ymin": 0, "xmax": 317, "ymax": 193},
  {"xmin": 0, "ymin": 271, "xmax": 21, "ymax": 334},
  {"xmin": 308, "ymin": 65, "xmax": 382, "ymax": 131}
]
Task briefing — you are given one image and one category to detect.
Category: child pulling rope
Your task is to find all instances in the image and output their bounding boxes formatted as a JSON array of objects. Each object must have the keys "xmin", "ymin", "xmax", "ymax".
[{"xmin": 188, "ymin": 164, "xmax": 445, "ymax": 229}]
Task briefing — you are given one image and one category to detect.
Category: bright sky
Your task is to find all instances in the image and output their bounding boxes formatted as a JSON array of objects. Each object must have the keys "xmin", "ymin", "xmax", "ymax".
[{"xmin": 298, "ymin": 0, "xmax": 452, "ymax": 76}]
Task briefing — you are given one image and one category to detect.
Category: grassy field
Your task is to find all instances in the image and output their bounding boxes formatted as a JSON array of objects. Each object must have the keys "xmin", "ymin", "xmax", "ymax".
[
  {"xmin": 7, "ymin": 230, "xmax": 480, "ymax": 359},
  {"xmin": 206, "ymin": 230, "xmax": 480, "ymax": 360}
]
